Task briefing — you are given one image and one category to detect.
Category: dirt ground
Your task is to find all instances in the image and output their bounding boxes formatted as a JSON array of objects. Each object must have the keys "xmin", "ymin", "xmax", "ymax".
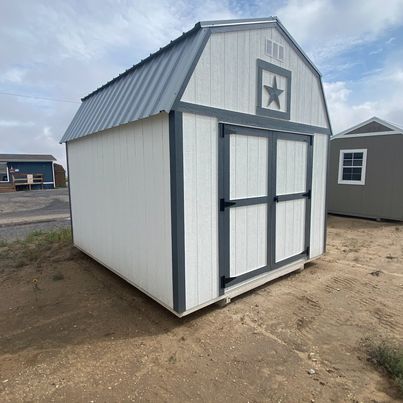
[{"xmin": 0, "ymin": 215, "xmax": 402, "ymax": 402}]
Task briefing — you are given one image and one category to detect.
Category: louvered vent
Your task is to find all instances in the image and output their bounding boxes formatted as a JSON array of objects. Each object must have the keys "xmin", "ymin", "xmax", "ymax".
[{"xmin": 266, "ymin": 39, "xmax": 284, "ymax": 61}]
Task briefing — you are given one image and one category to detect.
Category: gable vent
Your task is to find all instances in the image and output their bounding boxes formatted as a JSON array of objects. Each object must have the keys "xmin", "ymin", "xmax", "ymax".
[{"xmin": 266, "ymin": 39, "xmax": 284, "ymax": 61}]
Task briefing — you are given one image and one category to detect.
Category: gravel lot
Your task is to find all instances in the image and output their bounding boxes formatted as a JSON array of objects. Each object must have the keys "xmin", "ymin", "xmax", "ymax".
[{"xmin": 0, "ymin": 188, "xmax": 70, "ymax": 241}]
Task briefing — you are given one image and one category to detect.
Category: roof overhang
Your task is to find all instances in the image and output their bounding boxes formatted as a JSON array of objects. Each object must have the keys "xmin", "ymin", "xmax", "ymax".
[{"xmin": 0, "ymin": 155, "xmax": 56, "ymax": 162}]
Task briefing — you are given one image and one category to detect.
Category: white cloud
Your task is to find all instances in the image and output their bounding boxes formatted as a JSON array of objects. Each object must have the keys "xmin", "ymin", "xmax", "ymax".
[
  {"xmin": 0, "ymin": 119, "xmax": 34, "ymax": 128},
  {"xmin": 273, "ymin": 0, "xmax": 403, "ymax": 63},
  {"xmin": 323, "ymin": 81, "xmax": 376, "ymax": 132},
  {"xmin": 324, "ymin": 61, "xmax": 403, "ymax": 133},
  {"xmin": 0, "ymin": 67, "xmax": 27, "ymax": 84}
]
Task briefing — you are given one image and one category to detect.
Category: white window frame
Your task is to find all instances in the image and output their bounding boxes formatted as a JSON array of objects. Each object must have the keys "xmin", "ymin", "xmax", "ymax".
[
  {"xmin": 0, "ymin": 162, "xmax": 9, "ymax": 182},
  {"xmin": 338, "ymin": 149, "xmax": 367, "ymax": 185}
]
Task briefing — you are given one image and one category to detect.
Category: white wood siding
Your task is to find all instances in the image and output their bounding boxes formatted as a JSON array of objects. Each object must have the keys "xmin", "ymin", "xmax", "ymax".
[
  {"xmin": 276, "ymin": 199, "xmax": 306, "ymax": 262},
  {"xmin": 68, "ymin": 113, "xmax": 173, "ymax": 308},
  {"xmin": 182, "ymin": 113, "xmax": 219, "ymax": 310},
  {"xmin": 182, "ymin": 28, "xmax": 328, "ymax": 128},
  {"xmin": 230, "ymin": 204, "xmax": 267, "ymax": 276},
  {"xmin": 276, "ymin": 139, "xmax": 307, "ymax": 195},
  {"xmin": 310, "ymin": 134, "xmax": 328, "ymax": 258},
  {"xmin": 229, "ymin": 134, "xmax": 268, "ymax": 199}
]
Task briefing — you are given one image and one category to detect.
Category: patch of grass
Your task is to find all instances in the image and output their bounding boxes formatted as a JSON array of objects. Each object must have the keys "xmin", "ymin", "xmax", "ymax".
[
  {"xmin": 2, "ymin": 228, "xmax": 73, "ymax": 265},
  {"xmin": 23, "ymin": 228, "xmax": 72, "ymax": 246},
  {"xmin": 364, "ymin": 339, "xmax": 403, "ymax": 395}
]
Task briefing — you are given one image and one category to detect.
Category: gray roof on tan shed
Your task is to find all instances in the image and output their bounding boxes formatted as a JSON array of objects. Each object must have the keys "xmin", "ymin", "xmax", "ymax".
[
  {"xmin": 0, "ymin": 154, "xmax": 56, "ymax": 162},
  {"xmin": 61, "ymin": 17, "xmax": 325, "ymax": 143}
]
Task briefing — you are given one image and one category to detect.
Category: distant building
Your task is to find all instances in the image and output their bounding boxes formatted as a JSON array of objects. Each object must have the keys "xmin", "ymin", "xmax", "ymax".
[
  {"xmin": 53, "ymin": 163, "xmax": 66, "ymax": 187},
  {"xmin": 328, "ymin": 117, "xmax": 403, "ymax": 221},
  {"xmin": 0, "ymin": 154, "xmax": 57, "ymax": 192}
]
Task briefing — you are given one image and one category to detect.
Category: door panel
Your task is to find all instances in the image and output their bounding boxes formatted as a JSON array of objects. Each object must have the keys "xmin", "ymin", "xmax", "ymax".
[
  {"xmin": 275, "ymin": 198, "xmax": 306, "ymax": 262},
  {"xmin": 219, "ymin": 125, "xmax": 312, "ymax": 290},
  {"xmin": 276, "ymin": 139, "xmax": 308, "ymax": 195},
  {"xmin": 230, "ymin": 204, "xmax": 267, "ymax": 277},
  {"xmin": 273, "ymin": 134, "xmax": 312, "ymax": 266},
  {"xmin": 229, "ymin": 134, "xmax": 268, "ymax": 199}
]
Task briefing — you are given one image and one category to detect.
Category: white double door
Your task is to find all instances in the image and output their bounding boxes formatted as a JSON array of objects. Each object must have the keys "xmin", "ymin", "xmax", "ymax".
[{"xmin": 219, "ymin": 125, "xmax": 312, "ymax": 289}]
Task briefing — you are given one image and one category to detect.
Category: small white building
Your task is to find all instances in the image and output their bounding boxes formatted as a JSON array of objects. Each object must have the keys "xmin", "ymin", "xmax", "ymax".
[{"xmin": 61, "ymin": 17, "xmax": 331, "ymax": 316}]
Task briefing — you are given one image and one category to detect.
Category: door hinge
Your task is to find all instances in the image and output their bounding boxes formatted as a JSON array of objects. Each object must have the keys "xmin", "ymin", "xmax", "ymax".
[
  {"xmin": 273, "ymin": 195, "xmax": 279, "ymax": 203},
  {"xmin": 220, "ymin": 198, "xmax": 236, "ymax": 211},
  {"xmin": 303, "ymin": 190, "xmax": 311, "ymax": 199},
  {"xmin": 305, "ymin": 246, "xmax": 310, "ymax": 256}
]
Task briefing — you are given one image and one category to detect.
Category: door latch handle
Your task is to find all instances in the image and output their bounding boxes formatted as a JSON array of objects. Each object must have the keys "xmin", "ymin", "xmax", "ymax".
[{"xmin": 220, "ymin": 199, "xmax": 236, "ymax": 211}]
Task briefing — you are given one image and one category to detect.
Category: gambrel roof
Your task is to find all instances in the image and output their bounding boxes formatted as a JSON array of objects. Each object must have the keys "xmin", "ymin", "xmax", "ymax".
[
  {"xmin": 61, "ymin": 17, "xmax": 327, "ymax": 143},
  {"xmin": 331, "ymin": 116, "xmax": 403, "ymax": 140}
]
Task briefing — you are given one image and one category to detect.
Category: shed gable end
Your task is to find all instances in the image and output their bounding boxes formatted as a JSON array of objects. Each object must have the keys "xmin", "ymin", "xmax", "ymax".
[
  {"xmin": 180, "ymin": 26, "xmax": 329, "ymax": 129},
  {"xmin": 345, "ymin": 121, "xmax": 393, "ymax": 135}
]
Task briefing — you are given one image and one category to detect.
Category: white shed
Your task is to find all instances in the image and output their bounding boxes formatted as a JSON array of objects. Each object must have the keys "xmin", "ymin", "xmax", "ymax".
[{"xmin": 61, "ymin": 17, "xmax": 331, "ymax": 316}]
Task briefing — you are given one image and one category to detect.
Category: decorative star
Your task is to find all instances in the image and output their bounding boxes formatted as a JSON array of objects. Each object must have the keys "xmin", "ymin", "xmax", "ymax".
[{"xmin": 264, "ymin": 76, "xmax": 284, "ymax": 109}]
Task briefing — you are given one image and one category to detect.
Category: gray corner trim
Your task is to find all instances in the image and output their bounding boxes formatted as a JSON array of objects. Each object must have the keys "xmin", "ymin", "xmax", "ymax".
[
  {"xmin": 218, "ymin": 123, "xmax": 228, "ymax": 296},
  {"xmin": 256, "ymin": 59, "xmax": 291, "ymax": 121},
  {"xmin": 65, "ymin": 142, "xmax": 74, "ymax": 245},
  {"xmin": 176, "ymin": 101, "xmax": 330, "ymax": 135},
  {"xmin": 305, "ymin": 137, "xmax": 314, "ymax": 255},
  {"xmin": 318, "ymin": 79, "xmax": 333, "ymax": 136},
  {"xmin": 169, "ymin": 110, "xmax": 186, "ymax": 314},
  {"xmin": 323, "ymin": 135, "xmax": 330, "ymax": 254},
  {"xmin": 172, "ymin": 28, "xmax": 212, "ymax": 109}
]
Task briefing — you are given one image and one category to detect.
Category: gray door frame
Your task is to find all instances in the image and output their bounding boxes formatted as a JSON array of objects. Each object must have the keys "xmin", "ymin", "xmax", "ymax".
[{"xmin": 218, "ymin": 123, "xmax": 313, "ymax": 293}]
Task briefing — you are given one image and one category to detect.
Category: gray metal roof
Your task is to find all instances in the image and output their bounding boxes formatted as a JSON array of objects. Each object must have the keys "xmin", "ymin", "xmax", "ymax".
[
  {"xmin": 0, "ymin": 154, "xmax": 56, "ymax": 162},
  {"xmin": 61, "ymin": 17, "xmax": 325, "ymax": 143},
  {"xmin": 61, "ymin": 26, "xmax": 209, "ymax": 143}
]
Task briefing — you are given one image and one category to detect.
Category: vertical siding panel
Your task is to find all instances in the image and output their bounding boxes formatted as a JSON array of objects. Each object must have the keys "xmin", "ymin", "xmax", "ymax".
[
  {"xmin": 224, "ymin": 32, "xmax": 238, "ymax": 111},
  {"xmin": 210, "ymin": 117, "xmax": 218, "ymax": 299},
  {"xmin": 183, "ymin": 113, "xmax": 219, "ymax": 310},
  {"xmin": 195, "ymin": 39, "xmax": 211, "ymax": 106},
  {"xmin": 237, "ymin": 30, "xmax": 250, "ymax": 113},
  {"xmin": 196, "ymin": 116, "xmax": 213, "ymax": 302},
  {"xmin": 183, "ymin": 114, "xmax": 198, "ymax": 308},
  {"xmin": 68, "ymin": 113, "xmax": 173, "ymax": 308},
  {"xmin": 248, "ymin": 29, "xmax": 260, "ymax": 114},
  {"xmin": 310, "ymin": 134, "xmax": 328, "ymax": 258},
  {"xmin": 210, "ymin": 34, "xmax": 225, "ymax": 109}
]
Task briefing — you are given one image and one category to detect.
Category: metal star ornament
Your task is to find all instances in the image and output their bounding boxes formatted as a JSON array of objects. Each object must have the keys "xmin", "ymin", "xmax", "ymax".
[{"xmin": 264, "ymin": 76, "xmax": 284, "ymax": 109}]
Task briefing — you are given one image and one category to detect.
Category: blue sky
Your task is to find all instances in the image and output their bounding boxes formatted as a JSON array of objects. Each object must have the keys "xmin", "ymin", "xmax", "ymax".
[{"xmin": 1, "ymin": 0, "xmax": 403, "ymax": 167}]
